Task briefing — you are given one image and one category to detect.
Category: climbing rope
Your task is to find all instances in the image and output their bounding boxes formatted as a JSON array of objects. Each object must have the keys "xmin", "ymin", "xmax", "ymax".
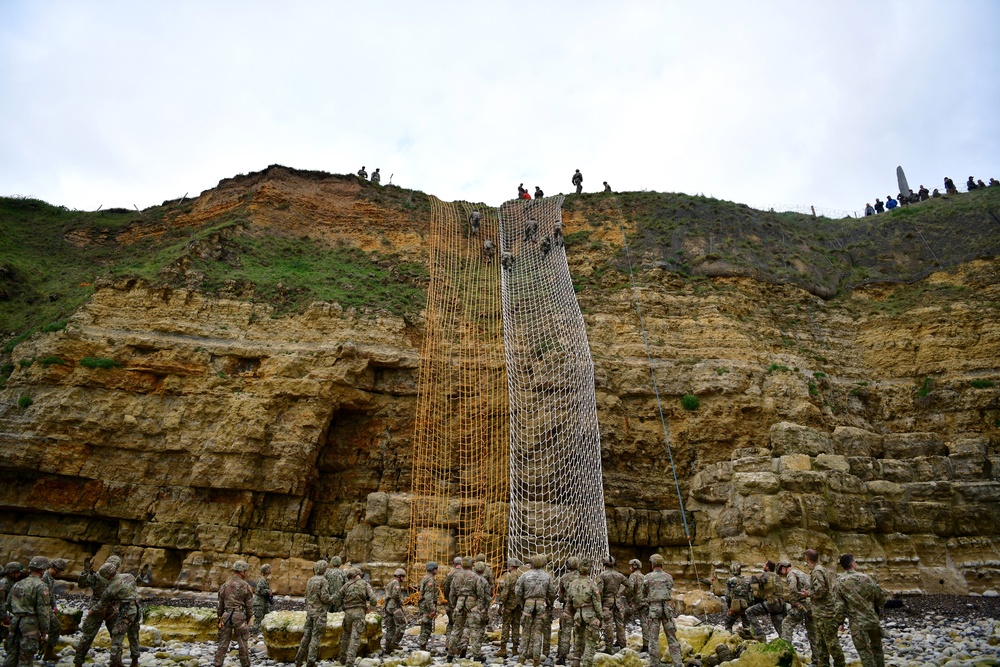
[{"xmin": 611, "ymin": 195, "xmax": 705, "ymax": 594}]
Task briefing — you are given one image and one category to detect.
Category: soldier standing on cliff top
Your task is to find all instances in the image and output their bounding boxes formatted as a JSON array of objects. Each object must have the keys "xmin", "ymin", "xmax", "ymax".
[
  {"xmin": 213, "ymin": 561, "xmax": 253, "ymax": 667},
  {"xmin": 572, "ymin": 169, "xmax": 583, "ymax": 194}
]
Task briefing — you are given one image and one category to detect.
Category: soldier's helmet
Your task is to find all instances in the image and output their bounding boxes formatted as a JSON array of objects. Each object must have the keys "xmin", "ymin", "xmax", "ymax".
[
  {"xmin": 260, "ymin": 564, "xmax": 272, "ymax": 574},
  {"xmin": 98, "ymin": 561, "xmax": 118, "ymax": 578},
  {"xmin": 453, "ymin": 557, "xmax": 463, "ymax": 566},
  {"xmin": 4, "ymin": 561, "xmax": 24, "ymax": 574},
  {"xmin": 602, "ymin": 556, "xmax": 616, "ymax": 568},
  {"xmin": 730, "ymin": 562, "xmax": 742, "ymax": 576},
  {"xmin": 649, "ymin": 554, "xmax": 664, "ymax": 567},
  {"xmin": 28, "ymin": 556, "xmax": 50, "ymax": 571},
  {"xmin": 529, "ymin": 555, "xmax": 546, "ymax": 568},
  {"xmin": 314, "ymin": 560, "xmax": 329, "ymax": 575},
  {"xmin": 629, "ymin": 558, "xmax": 641, "ymax": 569},
  {"xmin": 394, "ymin": 568, "xmax": 406, "ymax": 577},
  {"xmin": 474, "ymin": 553, "xmax": 487, "ymax": 563},
  {"xmin": 566, "ymin": 557, "xmax": 580, "ymax": 571},
  {"xmin": 348, "ymin": 567, "xmax": 362, "ymax": 578},
  {"xmin": 777, "ymin": 560, "xmax": 791, "ymax": 570},
  {"xmin": 232, "ymin": 560, "xmax": 250, "ymax": 572},
  {"xmin": 461, "ymin": 557, "xmax": 472, "ymax": 568},
  {"xmin": 473, "ymin": 562, "xmax": 486, "ymax": 574},
  {"xmin": 578, "ymin": 560, "xmax": 592, "ymax": 575},
  {"xmin": 426, "ymin": 561, "xmax": 439, "ymax": 572},
  {"xmin": 107, "ymin": 555, "xmax": 122, "ymax": 566},
  {"xmin": 50, "ymin": 558, "xmax": 68, "ymax": 571},
  {"xmin": 331, "ymin": 556, "xmax": 343, "ymax": 566},
  {"xmin": 508, "ymin": 559, "xmax": 521, "ymax": 569}
]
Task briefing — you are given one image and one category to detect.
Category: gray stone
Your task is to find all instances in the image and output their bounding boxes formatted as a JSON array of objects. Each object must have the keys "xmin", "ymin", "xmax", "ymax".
[
  {"xmin": 733, "ymin": 472, "xmax": 780, "ymax": 495},
  {"xmin": 770, "ymin": 422, "xmax": 832, "ymax": 457}
]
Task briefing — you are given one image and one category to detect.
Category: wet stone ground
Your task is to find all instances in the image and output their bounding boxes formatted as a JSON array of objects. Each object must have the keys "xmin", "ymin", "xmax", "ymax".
[{"xmin": 3, "ymin": 593, "xmax": 998, "ymax": 667}]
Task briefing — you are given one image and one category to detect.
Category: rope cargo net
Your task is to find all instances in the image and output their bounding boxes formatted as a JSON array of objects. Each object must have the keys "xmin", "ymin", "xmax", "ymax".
[
  {"xmin": 499, "ymin": 196, "xmax": 608, "ymax": 573},
  {"xmin": 408, "ymin": 195, "xmax": 609, "ymax": 579}
]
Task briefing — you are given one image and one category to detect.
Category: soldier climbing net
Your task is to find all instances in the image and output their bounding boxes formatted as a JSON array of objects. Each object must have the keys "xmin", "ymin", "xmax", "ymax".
[
  {"xmin": 498, "ymin": 196, "xmax": 609, "ymax": 572},
  {"xmin": 408, "ymin": 195, "xmax": 609, "ymax": 578}
]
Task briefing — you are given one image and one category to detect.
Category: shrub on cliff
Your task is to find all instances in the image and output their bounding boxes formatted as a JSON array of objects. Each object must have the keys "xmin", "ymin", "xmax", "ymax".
[{"xmin": 681, "ymin": 394, "xmax": 700, "ymax": 411}]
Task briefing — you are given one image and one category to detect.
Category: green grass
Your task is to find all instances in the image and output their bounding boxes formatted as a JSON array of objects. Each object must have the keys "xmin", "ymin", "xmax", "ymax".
[
  {"xmin": 38, "ymin": 355, "xmax": 65, "ymax": 366},
  {"xmin": 17, "ymin": 395, "xmax": 33, "ymax": 409},
  {"xmin": 767, "ymin": 363, "xmax": 791, "ymax": 374},
  {"xmin": 681, "ymin": 394, "xmax": 700, "ymax": 411},
  {"xmin": 970, "ymin": 379, "xmax": 995, "ymax": 389},
  {"xmin": 917, "ymin": 377, "xmax": 934, "ymax": 398},
  {"xmin": 79, "ymin": 357, "xmax": 121, "ymax": 370}
]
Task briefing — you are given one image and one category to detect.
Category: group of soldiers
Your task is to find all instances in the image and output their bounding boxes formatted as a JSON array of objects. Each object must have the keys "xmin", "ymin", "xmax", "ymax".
[
  {"xmin": 1, "ymin": 555, "xmax": 140, "ymax": 667},
  {"xmin": 719, "ymin": 550, "xmax": 886, "ymax": 667}
]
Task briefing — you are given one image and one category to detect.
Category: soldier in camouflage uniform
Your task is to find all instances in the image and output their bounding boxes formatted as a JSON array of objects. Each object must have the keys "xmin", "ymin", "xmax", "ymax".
[
  {"xmin": 294, "ymin": 561, "xmax": 334, "ymax": 667},
  {"xmin": 598, "ymin": 557, "xmax": 626, "ymax": 652},
  {"xmin": 624, "ymin": 558, "xmax": 650, "ymax": 652},
  {"xmin": 566, "ymin": 560, "xmax": 602, "ymax": 667},
  {"xmin": 746, "ymin": 560, "xmax": 786, "ymax": 639},
  {"xmin": 74, "ymin": 558, "xmax": 124, "ymax": 667},
  {"xmin": 643, "ymin": 554, "xmax": 681, "ymax": 667},
  {"xmin": 446, "ymin": 557, "xmax": 479, "ymax": 660},
  {"xmin": 40, "ymin": 558, "xmax": 66, "ymax": 661},
  {"xmin": 326, "ymin": 557, "xmax": 345, "ymax": 613},
  {"xmin": 836, "ymin": 555, "xmax": 886, "ymax": 667},
  {"xmin": 495, "ymin": 559, "xmax": 522, "ymax": 658},
  {"xmin": 1, "ymin": 562, "xmax": 25, "ymax": 644},
  {"xmin": 516, "ymin": 555, "xmax": 556, "ymax": 667},
  {"xmin": 780, "ymin": 559, "xmax": 815, "ymax": 651},
  {"xmin": 722, "ymin": 562, "xmax": 752, "ymax": 635},
  {"xmin": 213, "ymin": 560, "xmax": 253, "ymax": 667},
  {"xmin": 806, "ymin": 549, "xmax": 845, "ymax": 667},
  {"xmin": 339, "ymin": 568, "xmax": 377, "ymax": 667},
  {"xmin": 466, "ymin": 562, "xmax": 492, "ymax": 662},
  {"xmin": 469, "ymin": 211, "xmax": 482, "ymax": 236},
  {"xmin": 441, "ymin": 557, "xmax": 464, "ymax": 636},
  {"xmin": 3, "ymin": 556, "xmax": 50, "ymax": 667},
  {"xmin": 99, "ymin": 568, "xmax": 142, "ymax": 667},
  {"xmin": 473, "ymin": 554, "xmax": 494, "ymax": 592},
  {"xmin": 251, "ymin": 564, "xmax": 272, "ymax": 635},
  {"xmin": 381, "ymin": 568, "xmax": 406, "ymax": 654},
  {"xmin": 416, "ymin": 562, "xmax": 439, "ymax": 651},
  {"xmin": 555, "ymin": 557, "xmax": 580, "ymax": 665}
]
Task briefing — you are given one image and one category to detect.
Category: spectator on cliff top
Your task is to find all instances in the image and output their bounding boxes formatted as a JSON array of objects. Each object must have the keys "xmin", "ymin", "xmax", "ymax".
[
  {"xmin": 918, "ymin": 185, "xmax": 929, "ymax": 201},
  {"xmin": 967, "ymin": 176, "xmax": 978, "ymax": 191},
  {"xmin": 864, "ymin": 203, "xmax": 875, "ymax": 216},
  {"xmin": 535, "ymin": 186, "xmax": 544, "ymax": 199},
  {"xmin": 944, "ymin": 177, "xmax": 958, "ymax": 194},
  {"xmin": 897, "ymin": 192, "xmax": 908, "ymax": 206},
  {"xmin": 908, "ymin": 189, "xmax": 920, "ymax": 204},
  {"xmin": 932, "ymin": 188, "xmax": 941, "ymax": 198},
  {"xmin": 885, "ymin": 195, "xmax": 898, "ymax": 210},
  {"xmin": 977, "ymin": 179, "xmax": 987, "ymax": 189},
  {"xmin": 357, "ymin": 166, "xmax": 367, "ymax": 180},
  {"xmin": 603, "ymin": 181, "xmax": 612, "ymax": 193},
  {"xmin": 874, "ymin": 198, "xmax": 884, "ymax": 213},
  {"xmin": 371, "ymin": 168, "xmax": 381, "ymax": 185},
  {"xmin": 990, "ymin": 178, "xmax": 999, "ymax": 187},
  {"xmin": 517, "ymin": 183, "xmax": 526, "ymax": 198}
]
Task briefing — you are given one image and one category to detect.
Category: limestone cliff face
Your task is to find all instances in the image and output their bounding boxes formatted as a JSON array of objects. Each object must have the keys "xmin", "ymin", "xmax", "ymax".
[{"xmin": 1, "ymin": 168, "xmax": 997, "ymax": 594}]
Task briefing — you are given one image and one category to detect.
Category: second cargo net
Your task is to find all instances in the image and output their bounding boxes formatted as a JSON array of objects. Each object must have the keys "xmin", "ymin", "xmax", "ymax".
[{"xmin": 499, "ymin": 195, "xmax": 610, "ymax": 573}]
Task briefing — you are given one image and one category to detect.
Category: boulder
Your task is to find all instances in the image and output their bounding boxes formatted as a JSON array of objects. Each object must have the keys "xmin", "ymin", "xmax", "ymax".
[
  {"xmin": 769, "ymin": 423, "xmax": 831, "ymax": 457},
  {"xmin": 262, "ymin": 610, "xmax": 382, "ymax": 662},
  {"xmin": 57, "ymin": 609, "xmax": 83, "ymax": 634},
  {"xmin": 675, "ymin": 590, "xmax": 725, "ymax": 616},
  {"xmin": 142, "ymin": 606, "xmax": 217, "ymax": 642},
  {"xmin": 89, "ymin": 624, "xmax": 163, "ymax": 648}
]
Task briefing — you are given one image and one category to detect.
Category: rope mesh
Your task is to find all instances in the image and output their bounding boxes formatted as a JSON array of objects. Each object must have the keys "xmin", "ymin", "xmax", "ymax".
[
  {"xmin": 499, "ymin": 196, "xmax": 610, "ymax": 572},
  {"xmin": 407, "ymin": 198, "xmax": 509, "ymax": 582}
]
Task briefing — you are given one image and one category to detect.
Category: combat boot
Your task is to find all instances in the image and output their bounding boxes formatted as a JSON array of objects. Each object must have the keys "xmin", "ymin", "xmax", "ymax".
[
  {"xmin": 42, "ymin": 645, "xmax": 58, "ymax": 662},
  {"xmin": 130, "ymin": 658, "xmax": 140, "ymax": 667},
  {"xmin": 497, "ymin": 647, "xmax": 507, "ymax": 658}
]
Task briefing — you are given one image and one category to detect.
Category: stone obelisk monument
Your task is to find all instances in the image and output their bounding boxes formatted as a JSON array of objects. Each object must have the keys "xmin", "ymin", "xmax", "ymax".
[{"xmin": 897, "ymin": 166, "xmax": 909, "ymax": 197}]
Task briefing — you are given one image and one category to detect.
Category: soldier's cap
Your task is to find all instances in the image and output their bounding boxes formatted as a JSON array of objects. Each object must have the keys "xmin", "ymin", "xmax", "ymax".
[
  {"xmin": 461, "ymin": 557, "xmax": 472, "ymax": 568},
  {"xmin": 50, "ymin": 558, "xmax": 67, "ymax": 571},
  {"xmin": 331, "ymin": 556, "xmax": 343, "ymax": 566},
  {"xmin": 453, "ymin": 557, "xmax": 463, "ymax": 566},
  {"xmin": 566, "ymin": 557, "xmax": 580, "ymax": 571},
  {"xmin": 507, "ymin": 559, "xmax": 521, "ymax": 569},
  {"xmin": 394, "ymin": 568, "xmax": 406, "ymax": 577},
  {"xmin": 577, "ymin": 560, "xmax": 592, "ymax": 574},
  {"xmin": 426, "ymin": 561, "xmax": 439, "ymax": 572},
  {"xmin": 472, "ymin": 562, "xmax": 486, "ymax": 574},
  {"xmin": 260, "ymin": 564, "xmax": 272, "ymax": 574},
  {"xmin": 314, "ymin": 560, "xmax": 329, "ymax": 575},
  {"xmin": 232, "ymin": 560, "xmax": 249, "ymax": 572},
  {"xmin": 474, "ymin": 553, "xmax": 486, "ymax": 562},
  {"xmin": 629, "ymin": 559, "xmax": 641, "ymax": 569},
  {"xmin": 4, "ymin": 561, "xmax": 24, "ymax": 574},
  {"xmin": 98, "ymin": 561, "xmax": 119, "ymax": 578},
  {"xmin": 28, "ymin": 556, "xmax": 50, "ymax": 571},
  {"xmin": 649, "ymin": 554, "xmax": 664, "ymax": 566}
]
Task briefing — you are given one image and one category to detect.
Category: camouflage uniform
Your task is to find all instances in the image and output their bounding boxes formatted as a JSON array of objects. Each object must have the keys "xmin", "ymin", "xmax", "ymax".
[
  {"xmin": 371, "ymin": 169, "xmax": 381, "ymax": 185},
  {"xmin": 572, "ymin": 170, "xmax": 583, "ymax": 194},
  {"xmin": 466, "ymin": 563, "xmax": 492, "ymax": 660},
  {"xmin": 338, "ymin": 570, "xmax": 377, "ymax": 667},
  {"xmin": 416, "ymin": 564, "xmax": 439, "ymax": 650},
  {"xmin": 295, "ymin": 562, "xmax": 335, "ymax": 667},
  {"xmin": 1, "ymin": 563, "xmax": 25, "ymax": 644},
  {"xmin": 598, "ymin": 562, "xmax": 626, "ymax": 650},
  {"xmin": 469, "ymin": 211, "xmax": 481, "ymax": 236},
  {"xmin": 566, "ymin": 563, "xmax": 602, "ymax": 667},
  {"xmin": 473, "ymin": 554, "xmax": 495, "ymax": 592},
  {"xmin": 446, "ymin": 566, "xmax": 479, "ymax": 658},
  {"xmin": 643, "ymin": 559, "xmax": 681, "ymax": 667},
  {"xmin": 746, "ymin": 570, "xmax": 786, "ymax": 638},
  {"xmin": 495, "ymin": 563, "xmax": 522, "ymax": 657},
  {"xmin": 3, "ymin": 564, "xmax": 50, "ymax": 667},
  {"xmin": 41, "ymin": 562, "xmax": 63, "ymax": 659},
  {"xmin": 74, "ymin": 559, "xmax": 123, "ymax": 667},
  {"xmin": 836, "ymin": 570, "xmax": 886, "ymax": 667},
  {"xmin": 780, "ymin": 567, "xmax": 814, "ymax": 646},
  {"xmin": 623, "ymin": 560, "xmax": 650, "ymax": 651},
  {"xmin": 809, "ymin": 563, "xmax": 845, "ymax": 667},
  {"xmin": 441, "ymin": 559, "xmax": 462, "ymax": 635},
  {"xmin": 722, "ymin": 568, "xmax": 752, "ymax": 634},
  {"xmin": 100, "ymin": 573, "xmax": 142, "ymax": 667},
  {"xmin": 381, "ymin": 570, "xmax": 406, "ymax": 653},
  {"xmin": 213, "ymin": 567, "xmax": 253, "ymax": 667},
  {"xmin": 515, "ymin": 557, "xmax": 556, "ymax": 666},
  {"xmin": 251, "ymin": 572, "xmax": 272, "ymax": 635},
  {"xmin": 325, "ymin": 559, "xmax": 346, "ymax": 613},
  {"xmin": 555, "ymin": 560, "xmax": 580, "ymax": 663}
]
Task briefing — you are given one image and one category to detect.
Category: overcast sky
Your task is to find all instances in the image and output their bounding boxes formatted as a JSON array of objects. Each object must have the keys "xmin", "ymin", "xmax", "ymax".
[{"xmin": 2, "ymin": 1, "xmax": 998, "ymax": 215}]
